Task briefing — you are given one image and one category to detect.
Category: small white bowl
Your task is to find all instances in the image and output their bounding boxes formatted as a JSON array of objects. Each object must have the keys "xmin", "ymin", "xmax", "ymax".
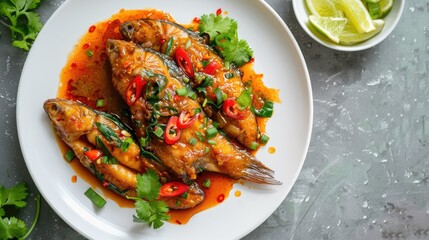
[{"xmin": 292, "ymin": 0, "xmax": 405, "ymax": 51}]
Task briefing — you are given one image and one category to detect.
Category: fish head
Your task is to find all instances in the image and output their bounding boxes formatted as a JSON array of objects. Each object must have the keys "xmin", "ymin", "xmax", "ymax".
[
  {"xmin": 43, "ymin": 98, "xmax": 96, "ymax": 142},
  {"xmin": 120, "ymin": 20, "xmax": 164, "ymax": 50}
]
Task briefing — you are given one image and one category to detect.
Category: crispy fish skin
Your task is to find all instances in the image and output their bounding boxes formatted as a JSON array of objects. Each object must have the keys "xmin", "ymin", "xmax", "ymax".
[
  {"xmin": 106, "ymin": 39, "xmax": 280, "ymax": 185},
  {"xmin": 43, "ymin": 98, "xmax": 204, "ymax": 209},
  {"xmin": 120, "ymin": 19, "xmax": 259, "ymax": 149}
]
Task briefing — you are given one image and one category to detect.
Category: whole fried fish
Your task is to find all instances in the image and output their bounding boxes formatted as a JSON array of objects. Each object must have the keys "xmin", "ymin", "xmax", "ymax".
[
  {"xmin": 44, "ymin": 98, "xmax": 204, "ymax": 209},
  {"xmin": 120, "ymin": 19, "xmax": 260, "ymax": 149},
  {"xmin": 106, "ymin": 39, "xmax": 280, "ymax": 185}
]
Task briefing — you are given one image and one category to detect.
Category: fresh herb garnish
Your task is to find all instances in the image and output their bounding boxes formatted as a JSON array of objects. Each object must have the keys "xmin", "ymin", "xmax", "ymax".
[
  {"xmin": 0, "ymin": 0, "xmax": 44, "ymax": 51},
  {"xmin": 127, "ymin": 170, "xmax": 170, "ymax": 229},
  {"xmin": 199, "ymin": 13, "xmax": 253, "ymax": 66},
  {"xmin": 0, "ymin": 183, "xmax": 41, "ymax": 239}
]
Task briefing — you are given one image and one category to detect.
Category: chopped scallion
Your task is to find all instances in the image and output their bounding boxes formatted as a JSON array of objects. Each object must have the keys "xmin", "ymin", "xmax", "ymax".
[
  {"xmin": 250, "ymin": 141, "xmax": 259, "ymax": 150},
  {"xmin": 202, "ymin": 59, "xmax": 210, "ymax": 67},
  {"xmin": 140, "ymin": 137, "xmax": 147, "ymax": 147},
  {"xmin": 86, "ymin": 50, "xmax": 93, "ymax": 57},
  {"xmin": 213, "ymin": 122, "xmax": 220, "ymax": 128},
  {"xmin": 189, "ymin": 137, "xmax": 198, "ymax": 146},
  {"xmin": 165, "ymin": 37, "xmax": 174, "ymax": 55},
  {"xmin": 185, "ymin": 39, "xmax": 192, "ymax": 49},
  {"xmin": 260, "ymin": 134, "xmax": 270, "ymax": 144},
  {"xmin": 153, "ymin": 127, "xmax": 164, "ymax": 138},
  {"xmin": 176, "ymin": 88, "xmax": 188, "ymax": 96},
  {"xmin": 206, "ymin": 127, "xmax": 218, "ymax": 139},
  {"xmin": 207, "ymin": 139, "xmax": 217, "ymax": 145},
  {"xmin": 195, "ymin": 131, "xmax": 205, "ymax": 141},
  {"xmin": 64, "ymin": 150, "xmax": 75, "ymax": 162},
  {"xmin": 202, "ymin": 179, "xmax": 211, "ymax": 188},
  {"xmin": 187, "ymin": 91, "xmax": 197, "ymax": 100},
  {"xmin": 84, "ymin": 187, "xmax": 106, "ymax": 208},
  {"xmin": 96, "ymin": 99, "xmax": 105, "ymax": 107},
  {"xmin": 120, "ymin": 137, "xmax": 133, "ymax": 152}
]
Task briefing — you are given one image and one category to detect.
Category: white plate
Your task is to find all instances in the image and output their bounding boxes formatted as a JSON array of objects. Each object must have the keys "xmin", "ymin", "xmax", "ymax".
[{"xmin": 17, "ymin": 0, "xmax": 312, "ymax": 239}]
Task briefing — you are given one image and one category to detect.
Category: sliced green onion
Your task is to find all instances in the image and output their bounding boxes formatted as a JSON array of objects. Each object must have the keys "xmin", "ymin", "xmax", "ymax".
[
  {"xmin": 189, "ymin": 137, "xmax": 198, "ymax": 146},
  {"xmin": 64, "ymin": 150, "xmax": 75, "ymax": 162},
  {"xmin": 153, "ymin": 127, "xmax": 164, "ymax": 138},
  {"xmin": 140, "ymin": 137, "xmax": 148, "ymax": 147},
  {"xmin": 165, "ymin": 37, "xmax": 174, "ymax": 55},
  {"xmin": 120, "ymin": 137, "xmax": 133, "ymax": 152},
  {"xmin": 194, "ymin": 108, "xmax": 201, "ymax": 114},
  {"xmin": 202, "ymin": 98, "xmax": 208, "ymax": 107},
  {"xmin": 204, "ymin": 147, "xmax": 210, "ymax": 153},
  {"xmin": 206, "ymin": 127, "xmax": 218, "ymax": 139},
  {"xmin": 181, "ymin": 192, "xmax": 188, "ymax": 199},
  {"xmin": 96, "ymin": 99, "xmax": 105, "ymax": 107},
  {"xmin": 84, "ymin": 187, "xmax": 106, "ymax": 208},
  {"xmin": 202, "ymin": 179, "xmax": 211, "ymax": 188},
  {"xmin": 195, "ymin": 131, "xmax": 205, "ymax": 141},
  {"xmin": 183, "ymin": 77, "xmax": 190, "ymax": 84},
  {"xmin": 207, "ymin": 139, "xmax": 217, "ymax": 145},
  {"xmin": 176, "ymin": 87, "xmax": 188, "ymax": 96},
  {"xmin": 260, "ymin": 134, "xmax": 270, "ymax": 144},
  {"xmin": 187, "ymin": 91, "xmax": 197, "ymax": 100},
  {"xmin": 252, "ymin": 101, "xmax": 274, "ymax": 118},
  {"xmin": 212, "ymin": 122, "xmax": 220, "ymax": 128},
  {"xmin": 237, "ymin": 89, "xmax": 252, "ymax": 108},
  {"xmin": 202, "ymin": 59, "xmax": 210, "ymax": 67},
  {"xmin": 214, "ymin": 88, "xmax": 225, "ymax": 105},
  {"xmin": 85, "ymin": 50, "xmax": 93, "ymax": 57},
  {"xmin": 249, "ymin": 141, "xmax": 259, "ymax": 150}
]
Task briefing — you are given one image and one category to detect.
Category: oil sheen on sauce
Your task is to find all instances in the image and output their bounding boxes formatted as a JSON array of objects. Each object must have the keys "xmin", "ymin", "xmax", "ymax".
[{"xmin": 56, "ymin": 9, "xmax": 277, "ymax": 224}]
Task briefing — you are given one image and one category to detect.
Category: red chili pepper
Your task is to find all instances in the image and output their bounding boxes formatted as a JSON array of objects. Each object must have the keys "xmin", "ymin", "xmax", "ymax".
[
  {"xmin": 177, "ymin": 111, "xmax": 198, "ymax": 129},
  {"xmin": 216, "ymin": 8, "xmax": 222, "ymax": 16},
  {"xmin": 159, "ymin": 182, "xmax": 189, "ymax": 197},
  {"xmin": 203, "ymin": 61, "xmax": 219, "ymax": 75},
  {"xmin": 175, "ymin": 48, "xmax": 194, "ymax": 78},
  {"xmin": 222, "ymin": 98, "xmax": 246, "ymax": 120},
  {"xmin": 88, "ymin": 25, "xmax": 96, "ymax": 33},
  {"xmin": 84, "ymin": 149, "xmax": 103, "ymax": 161},
  {"xmin": 165, "ymin": 116, "xmax": 181, "ymax": 144},
  {"xmin": 193, "ymin": 17, "xmax": 201, "ymax": 24},
  {"xmin": 125, "ymin": 75, "xmax": 146, "ymax": 106}
]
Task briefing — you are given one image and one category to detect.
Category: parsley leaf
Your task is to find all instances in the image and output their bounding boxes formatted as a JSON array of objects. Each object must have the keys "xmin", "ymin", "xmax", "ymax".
[
  {"xmin": 0, "ymin": 182, "xmax": 28, "ymax": 209},
  {"xmin": 128, "ymin": 170, "xmax": 170, "ymax": 229},
  {"xmin": 136, "ymin": 170, "xmax": 161, "ymax": 201},
  {"xmin": 198, "ymin": 13, "xmax": 253, "ymax": 66},
  {"xmin": 0, "ymin": 183, "xmax": 41, "ymax": 240},
  {"xmin": 0, "ymin": 0, "xmax": 43, "ymax": 51}
]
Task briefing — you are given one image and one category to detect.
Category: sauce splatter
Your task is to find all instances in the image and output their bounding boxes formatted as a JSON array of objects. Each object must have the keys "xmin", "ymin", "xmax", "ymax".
[
  {"xmin": 268, "ymin": 146, "xmax": 276, "ymax": 154},
  {"xmin": 71, "ymin": 175, "xmax": 77, "ymax": 183},
  {"xmin": 234, "ymin": 190, "xmax": 241, "ymax": 197}
]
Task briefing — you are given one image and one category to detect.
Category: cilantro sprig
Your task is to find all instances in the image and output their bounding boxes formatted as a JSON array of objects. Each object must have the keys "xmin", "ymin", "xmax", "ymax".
[
  {"xmin": 0, "ymin": 183, "xmax": 41, "ymax": 240},
  {"xmin": 0, "ymin": 0, "xmax": 43, "ymax": 51},
  {"xmin": 199, "ymin": 13, "xmax": 253, "ymax": 66},
  {"xmin": 127, "ymin": 170, "xmax": 170, "ymax": 229}
]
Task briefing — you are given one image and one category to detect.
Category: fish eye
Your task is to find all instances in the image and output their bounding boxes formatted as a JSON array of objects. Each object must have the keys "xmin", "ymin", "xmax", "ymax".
[{"xmin": 107, "ymin": 42, "xmax": 117, "ymax": 52}]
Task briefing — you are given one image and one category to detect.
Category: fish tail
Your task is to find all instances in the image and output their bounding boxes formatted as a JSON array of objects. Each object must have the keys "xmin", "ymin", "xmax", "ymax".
[{"xmin": 242, "ymin": 160, "xmax": 282, "ymax": 185}]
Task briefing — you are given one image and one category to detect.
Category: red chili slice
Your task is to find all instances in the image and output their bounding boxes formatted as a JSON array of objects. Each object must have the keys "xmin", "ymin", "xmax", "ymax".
[
  {"xmin": 165, "ymin": 116, "xmax": 181, "ymax": 144},
  {"xmin": 125, "ymin": 75, "xmax": 146, "ymax": 106},
  {"xmin": 175, "ymin": 47, "xmax": 194, "ymax": 78},
  {"xmin": 84, "ymin": 149, "xmax": 103, "ymax": 161},
  {"xmin": 159, "ymin": 182, "xmax": 189, "ymax": 197},
  {"xmin": 203, "ymin": 61, "xmax": 219, "ymax": 75},
  {"xmin": 222, "ymin": 98, "xmax": 246, "ymax": 120},
  {"xmin": 177, "ymin": 111, "xmax": 198, "ymax": 129}
]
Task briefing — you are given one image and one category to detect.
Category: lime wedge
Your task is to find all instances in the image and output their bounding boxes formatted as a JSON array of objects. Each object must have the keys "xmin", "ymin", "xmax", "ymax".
[
  {"xmin": 308, "ymin": 15, "xmax": 348, "ymax": 43},
  {"xmin": 380, "ymin": 0, "xmax": 393, "ymax": 17},
  {"xmin": 305, "ymin": 0, "xmax": 342, "ymax": 17},
  {"xmin": 339, "ymin": 19, "xmax": 385, "ymax": 45},
  {"xmin": 336, "ymin": 0, "xmax": 376, "ymax": 33}
]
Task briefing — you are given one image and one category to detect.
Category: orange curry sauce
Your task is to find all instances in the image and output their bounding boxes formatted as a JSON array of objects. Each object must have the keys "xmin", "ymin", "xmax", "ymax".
[{"xmin": 56, "ymin": 9, "xmax": 278, "ymax": 225}]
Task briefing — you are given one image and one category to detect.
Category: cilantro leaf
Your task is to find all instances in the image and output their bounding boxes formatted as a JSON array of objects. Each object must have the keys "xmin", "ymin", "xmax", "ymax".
[
  {"xmin": 131, "ymin": 170, "xmax": 170, "ymax": 229},
  {"xmin": 136, "ymin": 169, "xmax": 161, "ymax": 201},
  {"xmin": 199, "ymin": 14, "xmax": 237, "ymax": 41},
  {"xmin": 0, "ymin": 0, "xmax": 43, "ymax": 50},
  {"xmin": 0, "ymin": 182, "xmax": 28, "ymax": 209},
  {"xmin": 0, "ymin": 183, "xmax": 41, "ymax": 240},
  {"xmin": 198, "ymin": 13, "xmax": 253, "ymax": 66}
]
